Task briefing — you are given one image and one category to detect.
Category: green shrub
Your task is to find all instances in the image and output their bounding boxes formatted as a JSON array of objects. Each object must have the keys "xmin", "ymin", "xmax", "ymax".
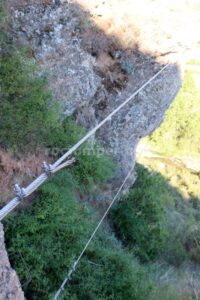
[
  {"xmin": 46, "ymin": 117, "xmax": 114, "ymax": 187},
  {"xmin": 73, "ymin": 150, "xmax": 114, "ymax": 187},
  {"xmin": 63, "ymin": 246, "xmax": 153, "ymax": 300},
  {"xmin": 162, "ymin": 236, "xmax": 188, "ymax": 267},
  {"xmin": 0, "ymin": 42, "xmax": 58, "ymax": 151},
  {"xmin": 45, "ymin": 117, "xmax": 86, "ymax": 151},
  {"xmin": 111, "ymin": 164, "xmax": 167, "ymax": 262},
  {"xmin": 5, "ymin": 170, "xmax": 153, "ymax": 300}
]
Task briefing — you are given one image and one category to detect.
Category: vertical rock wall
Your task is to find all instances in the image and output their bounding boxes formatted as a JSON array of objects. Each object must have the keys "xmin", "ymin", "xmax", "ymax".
[{"xmin": 0, "ymin": 223, "xmax": 24, "ymax": 300}]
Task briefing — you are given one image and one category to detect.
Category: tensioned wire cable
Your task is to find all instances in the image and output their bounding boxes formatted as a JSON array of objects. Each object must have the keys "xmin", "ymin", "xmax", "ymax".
[
  {"xmin": 53, "ymin": 165, "xmax": 135, "ymax": 300},
  {"xmin": 0, "ymin": 63, "xmax": 169, "ymax": 221}
]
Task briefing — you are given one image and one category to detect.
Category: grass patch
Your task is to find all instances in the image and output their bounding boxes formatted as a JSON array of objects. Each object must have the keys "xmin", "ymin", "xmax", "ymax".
[{"xmin": 148, "ymin": 69, "xmax": 200, "ymax": 158}]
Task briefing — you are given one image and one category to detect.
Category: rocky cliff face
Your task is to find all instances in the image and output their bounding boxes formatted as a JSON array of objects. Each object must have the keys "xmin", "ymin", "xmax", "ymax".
[
  {"xmin": 8, "ymin": 0, "xmax": 185, "ymax": 184},
  {"xmin": 0, "ymin": 224, "xmax": 24, "ymax": 300}
]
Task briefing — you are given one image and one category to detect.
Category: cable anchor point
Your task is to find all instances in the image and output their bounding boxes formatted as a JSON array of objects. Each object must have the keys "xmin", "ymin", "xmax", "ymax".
[
  {"xmin": 14, "ymin": 184, "xmax": 26, "ymax": 201},
  {"xmin": 42, "ymin": 161, "xmax": 53, "ymax": 177}
]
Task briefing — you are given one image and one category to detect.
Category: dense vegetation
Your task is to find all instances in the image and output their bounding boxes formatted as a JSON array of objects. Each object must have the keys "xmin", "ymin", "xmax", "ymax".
[{"xmin": 5, "ymin": 170, "xmax": 153, "ymax": 300}]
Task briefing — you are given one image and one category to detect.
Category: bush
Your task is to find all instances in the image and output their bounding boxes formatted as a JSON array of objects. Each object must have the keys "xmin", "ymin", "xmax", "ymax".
[
  {"xmin": 45, "ymin": 117, "xmax": 86, "ymax": 151},
  {"xmin": 162, "ymin": 236, "xmax": 188, "ymax": 267},
  {"xmin": 46, "ymin": 117, "xmax": 114, "ymax": 187},
  {"xmin": 0, "ymin": 41, "xmax": 58, "ymax": 151},
  {"xmin": 5, "ymin": 170, "xmax": 153, "ymax": 300},
  {"xmin": 63, "ymin": 246, "xmax": 153, "ymax": 300},
  {"xmin": 111, "ymin": 164, "xmax": 167, "ymax": 262}
]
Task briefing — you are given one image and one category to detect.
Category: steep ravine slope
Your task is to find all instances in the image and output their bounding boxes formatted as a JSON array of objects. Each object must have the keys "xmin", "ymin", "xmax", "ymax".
[{"xmin": 1, "ymin": 0, "xmax": 200, "ymax": 298}]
